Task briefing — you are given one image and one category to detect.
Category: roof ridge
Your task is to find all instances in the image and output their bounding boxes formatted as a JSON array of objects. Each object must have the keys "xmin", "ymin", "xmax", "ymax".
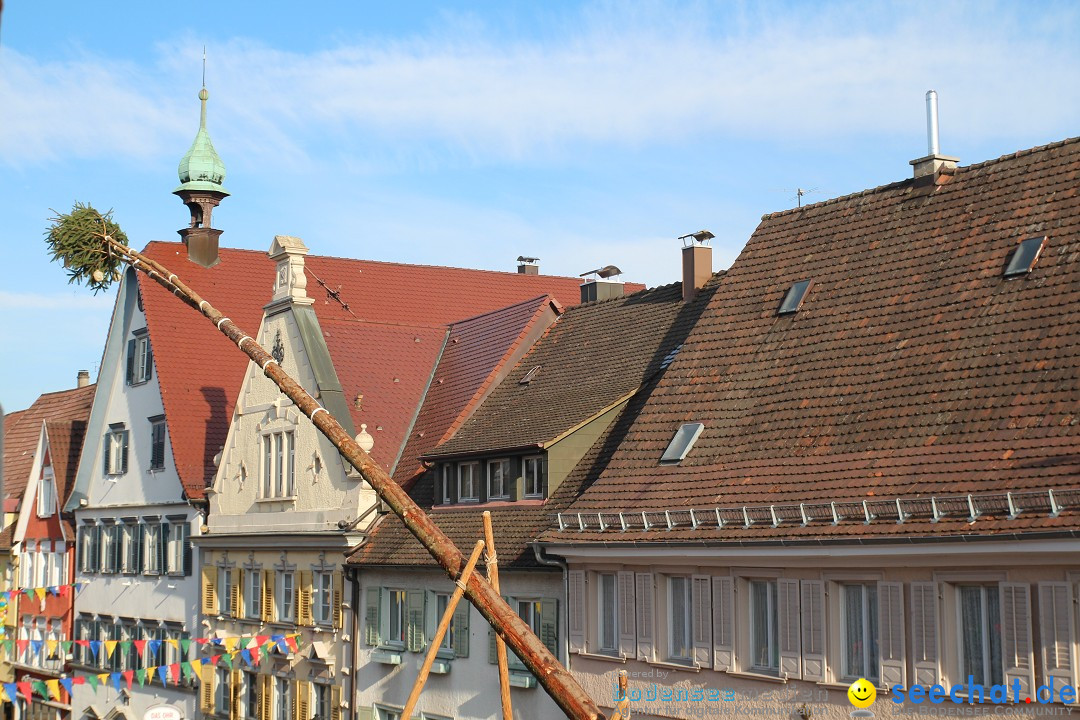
[
  {"xmin": 762, "ymin": 135, "xmax": 1080, "ymax": 221},
  {"xmin": 568, "ymin": 280, "xmax": 680, "ymax": 310}
]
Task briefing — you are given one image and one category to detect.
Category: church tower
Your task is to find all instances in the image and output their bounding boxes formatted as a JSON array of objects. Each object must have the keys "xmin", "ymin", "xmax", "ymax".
[{"xmin": 174, "ymin": 77, "xmax": 229, "ymax": 268}]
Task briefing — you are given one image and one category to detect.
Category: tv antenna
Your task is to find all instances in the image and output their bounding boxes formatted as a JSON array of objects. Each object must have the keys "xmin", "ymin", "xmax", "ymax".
[
  {"xmin": 202, "ymin": 46, "xmax": 206, "ymax": 88},
  {"xmin": 770, "ymin": 187, "xmax": 820, "ymax": 208}
]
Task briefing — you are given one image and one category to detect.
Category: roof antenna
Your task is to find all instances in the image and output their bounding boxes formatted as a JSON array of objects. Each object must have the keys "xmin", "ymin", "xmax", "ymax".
[{"xmin": 202, "ymin": 46, "xmax": 207, "ymax": 88}]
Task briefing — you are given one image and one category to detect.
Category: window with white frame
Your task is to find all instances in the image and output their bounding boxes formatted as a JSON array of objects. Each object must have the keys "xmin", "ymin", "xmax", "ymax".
[
  {"xmin": 439, "ymin": 464, "xmax": 452, "ymax": 504},
  {"xmin": 375, "ymin": 706, "xmax": 402, "ymax": 720},
  {"xmin": 218, "ymin": 567, "xmax": 233, "ymax": 615},
  {"xmin": 385, "ymin": 589, "xmax": 407, "ymax": 646},
  {"xmin": 127, "ymin": 332, "xmax": 153, "ymax": 385},
  {"xmin": 598, "ymin": 573, "xmax": 618, "ymax": 654},
  {"xmin": 842, "ymin": 584, "xmax": 879, "ymax": 682},
  {"xmin": 149, "ymin": 417, "xmax": 166, "ymax": 471},
  {"xmin": 215, "ymin": 666, "xmax": 231, "ymax": 715},
  {"xmin": 101, "ymin": 523, "xmax": 119, "ymax": 573},
  {"xmin": 435, "ymin": 593, "xmax": 454, "ymax": 651},
  {"xmin": 146, "ymin": 624, "xmax": 166, "ymax": 669},
  {"xmin": 274, "ymin": 677, "xmax": 292, "ymax": 720},
  {"xmin": 958, "ymin": 585, "xmax": 1003, "ymax": 687},
  {"xmin": 668, "ymin": 576, "xmax": 692, "ymax": 662},
  {"xmin": 104, "ymin": 424, "xmax": 129, "ymax": 475},
  {"xmin": 750, "ymin": 579, "xmax": 779, "ymax": 673},
  {"xmin": 243, "ymin": 671, "xmax": 259, "ymax": 720},
  {"xmin": 246, "ymin": 568, "xmax": 262, "ymax": 620},
  {"xmin": 166, "ymin": 519, "xmax": 189, "ymax": 574},
  {"xmin": 143, "ymin": 522, "xmax": 162, "ymax": 575},
  {"xmin": 314, "ymin": 571, "xmax": 334, "ymax": 625},
  {"xmin": 37, "ymin": 467, "xmax": 56, "ymax": 517},
  {"xmin": 261, "ymin": 430, "xmax": 296, "ymax": 499},
  {"xmin": 487, "ymin": 459, "xmax": 510, "ymax": 500},
  {"xmin": 278, "ymin": 572, "xmax": 295, "ymax": 622},
  {"xmin": 458, "ymin": 462, "xmax": 479, "ymax": 502},
  {"xmin": 121, "ymin": 521, "xmax": 141, "ymax": 573},
  {"xmin": 79, "ymin": 525, "xmax": 101, "ymax": 573},
  {"xmin": 107, "ymin": 622, "xmax": 123, "ymax": 672},
  {"xmin": 121, "ymin": 621, "xmax": 138, "ymax": 671},
  {"xmin": 523, "ymin": 455, "xmax": 544, "ymax": 498}
]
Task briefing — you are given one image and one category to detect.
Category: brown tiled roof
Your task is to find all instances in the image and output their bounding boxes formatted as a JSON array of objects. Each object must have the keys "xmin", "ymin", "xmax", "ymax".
[
  {"xmin": 351, "ymin": 281, "xmax": 719, "ymax": 567},
  {"xmin": 45, "ymin": 419, "xmax": 88, "ymax": 538},
  {"xmin": 431, "ymin": 281, "xmax": 714, "ymax": 457},
  {"xmin": 391, "ymin": 296, "xmax": 561, "ymax": 487},
  {"xmin": 139, "ymin": 242, "xmax": 599, "ymax": 498},
  {"xmin": 545, "ymin": 136, "xmax": 1080, "ymax": 544},
  {"xmin": 0, "ymin": 386, "xmax": 94, "ymax": 548}
]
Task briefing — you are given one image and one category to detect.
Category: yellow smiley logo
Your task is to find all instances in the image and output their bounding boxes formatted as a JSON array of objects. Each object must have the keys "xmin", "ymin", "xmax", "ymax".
[{"xmin": 847, "ymin": 678, "xmax": 877, "ymax": 709}]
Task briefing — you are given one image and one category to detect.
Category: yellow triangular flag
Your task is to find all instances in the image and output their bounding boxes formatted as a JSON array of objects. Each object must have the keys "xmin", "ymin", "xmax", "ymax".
[
  {"xmin": 166, "ymin": 638, "xmax": 179, "ymax": 648},
  {"xmin": 98, "ymin": 673, "xmax": 109, "ymax": 687},
  {"xmin": 105, "ymin": 640, "xmax": 118, "ymax": 659},
  {"xmin": 223, "ymin": 637, "xmax": 238, "ymax": 653},
  {"xmin": 46, "ymin": 639, "xmax": 58, "ymax": 657},
  {"xmin": 35, "ymin": 588, "xmax": 46, "ymax": 603},
  {"xmin": 46, "ymin": 679, "xmax": 61, "ymax": 701}
]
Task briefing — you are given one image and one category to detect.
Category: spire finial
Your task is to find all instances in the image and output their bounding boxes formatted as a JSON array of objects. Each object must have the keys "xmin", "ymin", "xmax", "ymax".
[
  {"xmin": 202, "ymin": 45, "xmax": 206, "ymax": 88},
  {"xmin": 199, "ymin": 47, "xmax": 209, "ymax": 128}
]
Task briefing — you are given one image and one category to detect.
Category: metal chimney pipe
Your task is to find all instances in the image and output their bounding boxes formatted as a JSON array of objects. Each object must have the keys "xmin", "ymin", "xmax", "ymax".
[{"xmin": 926, "ymin": 90, "xmax": 940, "ymax": 156}]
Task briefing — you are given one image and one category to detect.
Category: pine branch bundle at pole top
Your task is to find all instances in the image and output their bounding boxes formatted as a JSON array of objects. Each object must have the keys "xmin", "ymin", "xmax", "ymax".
[{"xmin": 45, "ymin": 204, "xmax": 606, "ymax": 720}]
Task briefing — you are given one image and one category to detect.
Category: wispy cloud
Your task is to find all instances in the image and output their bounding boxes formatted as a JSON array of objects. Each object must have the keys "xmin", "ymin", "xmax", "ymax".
[{"xmin": 3, "ymin": 1, "xmax": 1078, "ymax": 168}]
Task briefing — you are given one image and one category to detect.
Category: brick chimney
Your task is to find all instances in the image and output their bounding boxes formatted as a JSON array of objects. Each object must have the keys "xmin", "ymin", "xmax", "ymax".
[
  {"xmin": 679, "ymin": 230, "xmax": 714, "ymax": 301},
  {"xmin": 77, "ymin": 370, "xmax": 91, "ymax": 388}
]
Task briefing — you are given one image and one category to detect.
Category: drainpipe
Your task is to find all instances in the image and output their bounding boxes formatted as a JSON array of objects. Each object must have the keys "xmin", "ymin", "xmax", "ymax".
[
  {"xmin": 346, "ymin": 566, "xmax": 361, "ymax": 720},
  {"xmin": 531, "ymin": 543, "xmax": 570, "ymax": 671}
]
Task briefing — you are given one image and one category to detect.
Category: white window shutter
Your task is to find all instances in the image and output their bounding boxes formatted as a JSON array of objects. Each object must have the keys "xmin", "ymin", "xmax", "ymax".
[
  {"xmin": 800, "ymin": 580, "xmax": 825, "ymax": 682},
  {"xmin": 635, "ymin": 573, "xmax": 654, "ymax": 662},
  {"xmin": 777, "ymin": 578, "xmax": 802, "ymax": 680},
  {"xmin": 617, "ymin": 571, "xmax": 636, "ymax": 659},
  {"xmin": 1038, "ymin": 582, "xmax": 1076, "ymax": 692},
  {"xmin": 712, "ymin": 576, "xmax": 734, "ymax": 672},
  {"xmin": 691, "ymin": 575, "xmax": 712, "ymax": 666},
  {"xmin": 567, "ymin": 570, "xmax": 585, "ymax": 654},
  {"xmin": 1001, "ymin": 582, "xmax": 1035, "ymax": 698},
  {"xmin": 877, "ymin": 581, "xmax": 906, "ymax": 687},
  {"xmin": 910, "ymin": 582, "xmax": 939, "ymax": 686}
]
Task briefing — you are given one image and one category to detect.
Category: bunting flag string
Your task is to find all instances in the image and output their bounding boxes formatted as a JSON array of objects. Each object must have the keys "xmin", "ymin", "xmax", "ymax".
[
  {"xmin": 0, "ymin": 633, "xmax": 303, "ymax": 703},
  {"xmin": 0, "ymin": 582, "xmax": 81, "ymax": 604}
]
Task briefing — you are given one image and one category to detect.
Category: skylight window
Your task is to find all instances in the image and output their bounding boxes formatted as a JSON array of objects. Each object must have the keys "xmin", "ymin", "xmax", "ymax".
[
  {"xmin": 519, "ymin": 365, "xmax": 542, "ymax": 384},
  {"xmin": 659, "ymin": 344, "xmax": 683, "ymax": 370},
  {"xmin": 1004, "ymin": 236, "xmax": 1047, "ymax": 277},
  {"xmin": 778, "ymin": 279, "xmax": 813, "ymax": 315},
  {"xmin": 660, "ymin": 423, "xmax": 704, "ymax": 464}
]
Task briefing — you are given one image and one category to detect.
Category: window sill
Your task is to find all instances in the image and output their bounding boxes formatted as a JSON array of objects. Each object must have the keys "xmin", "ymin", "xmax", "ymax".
[
  {"xmin": 372, "ymin": 649, "xmax": 403, "ymax": 665},
  {"xmin": 726, "ymin": 669, "xmax": 787, "ymax": 684},
  {"xmin": 430, "ymin": 659, "xmax": 452, "ymax": 675},
  {"xmin": 254, "ymin": 496, "xmax": 298, "ymax": 504},
  {"xmin": 575, "ymin": 650, "xmax": 627, "ymax": 664},
  {"xmin": 650, "ymin": 659, "xmax": 700, "ymax": 673},
  {"xmin": 509, "ymin": 672, "xmax": 537, "ymax": 689}
]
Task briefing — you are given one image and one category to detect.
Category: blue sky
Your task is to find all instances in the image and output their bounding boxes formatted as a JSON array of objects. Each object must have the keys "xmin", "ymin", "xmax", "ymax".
[{"xmin": 2, "ymin": 1, "xmax": 1078, "ymax": 412}]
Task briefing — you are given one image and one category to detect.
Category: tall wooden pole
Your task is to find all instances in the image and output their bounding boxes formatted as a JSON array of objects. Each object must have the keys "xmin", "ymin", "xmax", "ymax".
[
  {"xmin": 106, "ymin": 242, "xmax": 605, "ymax": 720},
  {"xmin": 483, "ymin": 511, "xmax": 513, "ymax": 720}
]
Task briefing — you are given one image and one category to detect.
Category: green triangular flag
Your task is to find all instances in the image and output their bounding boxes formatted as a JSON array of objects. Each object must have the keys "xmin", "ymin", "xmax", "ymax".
[
  {"xmin": 181, "ymin": 662, "xmax": 193, "ymax": 680},
  {"xmin": 221, "ymin": 653, "xmax": 233, "ymax": 670},
  {"xmin": 3, "ymin": 640, "xmax": 12, "ymax": 654},
  {"xmin": 61, "ymin": 641, "xmax": 73, "ymax": 653},
  {"xmin": 135, "ymin": 669, "xmax": 146, "ymax": 687},
  {"xmin": 180, "ymin": 638, "xmax": 191, "ymax": 656},
  {"xmin": 32, "ymin": 680, "xmax": 48, "ymax": 699},
  {"xmin": 86, "ymin": 674, "xmax": 100, "ymax": 691},
  {"xmin": 237, "ymin": 637, "xmax": 250, "ymax": 650},
  {"xmin": 121, "ymin": 641, "xmax": 132, "ymax": 651}
]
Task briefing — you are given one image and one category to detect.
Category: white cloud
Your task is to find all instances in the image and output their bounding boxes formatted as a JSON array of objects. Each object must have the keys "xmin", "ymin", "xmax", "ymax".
[{"xmin": 2, "ymin": 2, "xmax": 1077, "ymax": 168}]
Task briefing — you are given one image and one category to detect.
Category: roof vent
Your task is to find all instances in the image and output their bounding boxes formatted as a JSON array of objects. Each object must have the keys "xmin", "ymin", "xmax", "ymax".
[
  {"xmin": 910, "ymin": 90, "xmax": 959, "ymax": 180},
  {"xmin": 1004, "ymin": 237, "xmax": 1047, "ymax": 277},
  {"xmin": 660, "ymin": 423, "xmax": 704, "ymax": 464},
  {"xmin": 519, "ymin": 365, "xmax": 542, "ymax": 385},
  {"xmin": 517, "ymin": 256, "xmax": 540, "ymax": 275},
  {"xmin": 579, "ymin": 265, "xmax": 624, "ymax": 303},
  {"xmin": 778, "ymin": 279, "xmax": 813, "ymax": 315}
]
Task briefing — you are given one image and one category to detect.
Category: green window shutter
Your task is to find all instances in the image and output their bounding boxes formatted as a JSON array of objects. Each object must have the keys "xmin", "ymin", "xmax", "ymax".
[
  {"xmin": 126, "ymin": 339, "xmax": 136, "ymax": 385},
  {"xmin": 488, "ymin": 627, "xmax": 497, "ymax": 665},
  {"xmin": 452, "ymin": 601, "xmax": 470, "ymax": 658},
  {"xmin": 406, "ymin": 590, "xmax": 425, "ymax": 652},
  {"xmin": 364, "ymin": 588, "xmax": 380, "ymax": 646},
  {"xmin": 540, "ymin": 598, "xmax": 559, "ymax": 658}
]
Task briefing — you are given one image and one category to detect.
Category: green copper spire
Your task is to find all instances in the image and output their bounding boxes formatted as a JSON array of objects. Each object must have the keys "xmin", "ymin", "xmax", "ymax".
[{"xmin": 175, "ymin": 86, "xmax": 229, "ymax": 195}]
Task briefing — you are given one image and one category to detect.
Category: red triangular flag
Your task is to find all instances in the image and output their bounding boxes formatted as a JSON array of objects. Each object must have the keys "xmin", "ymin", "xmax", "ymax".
[
  {"xmin": 285, "ymin": 636, "xmax": 298, "ymax": 652},
  {"xmin": 122, "ymin": 671, "xmax": 134, "ymax": 692},
  {"xmin": 169, "ymin": 664, "xmax": 180, "ymax": 684},
  {"xmin": 194, "ymin": 637, "xmax": 209, "ymax": 645},
  {"xmin": 254, "ymin": 635, "xmax": 268, "ymax": 647},
  {"xmin": 250, "ymin": 646, "xmax": 261, "ymax": 666},
  {"xmin": 133, "ymin": 640, "xmax": 146, "ymax": 656},
  {"xmin": 17, "ymin": 682, "xmax": 32, "ymax": 702},
  {"xmin": 15, "ymin": 640, "xmax": 28, "ymax": 654}
]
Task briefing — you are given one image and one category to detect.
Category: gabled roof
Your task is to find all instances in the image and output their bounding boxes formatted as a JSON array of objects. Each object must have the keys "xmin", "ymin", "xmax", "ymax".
[
  {"xmin": 431, "ymin": 281, "xmax": 714, "ymax": 457},
  {"xmin": 391, "ymin": 295, "xmax": 562, "ymax": 486},
  {"xmin": 547, "ymin": 136, "xmax": 1080, "ymax": 544},
  {"xmin": 2, "ymin": 386, "xmax": 95, "ymax": 510},
  {"xmin": 0, "ymin": 385, "xmax": 94, "ymax": 548},
  {"xmin": 139, "ymin": 242, "xmax": 602, "ymax": 497},
  {"xmin": 351, "ymin": 280, "xmax": 719, "ymax": 568}
]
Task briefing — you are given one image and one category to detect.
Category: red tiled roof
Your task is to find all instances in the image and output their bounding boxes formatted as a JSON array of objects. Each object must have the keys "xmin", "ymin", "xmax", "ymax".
[
  {"xmin": 0, "ymin": 386, "xmax": 94, "ymax": 548},
  {"xmin": 546, "ymin": 136, "xmax": 1080, "ymax": 543},
  {"xmin": 391, "ymin": 296, "xmax": 561, "ymax": 487},
  {"xmin": 139, "ymin": 242, "xmax": 600, "ymax": 498}
]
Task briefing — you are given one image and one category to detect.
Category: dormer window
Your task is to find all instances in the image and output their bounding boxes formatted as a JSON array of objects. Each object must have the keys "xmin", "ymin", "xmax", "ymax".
[
  {"xmin": 37, "ymin": 467, "xmax": 56, "ymax": 518},
  {"xmin": 778, "ymin": 280, "xmax": 813, "ymax": 315},
  {"xmin": 523, "ymin": 456, "xmax": 545, "ymax": 498},
  {"xmin": 487, "ymin": 459, "xmax": 511, "ymax": 500},
  {"xmin": 1004, "ymin": 236, "xmax": 1047, "ymax": 277},
  {"xmin": 439, "ymin": 464, "xmax": 453, "ymax": 504},
  {"xmin": 660, "ymin": 423, "xmax": 704, "ymax": 464}
]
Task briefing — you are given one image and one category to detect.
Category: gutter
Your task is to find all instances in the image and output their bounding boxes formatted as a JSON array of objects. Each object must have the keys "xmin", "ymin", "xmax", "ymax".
[{"xmin": 531, "ymin": 542, "xmax": 572, "ymax": 672}]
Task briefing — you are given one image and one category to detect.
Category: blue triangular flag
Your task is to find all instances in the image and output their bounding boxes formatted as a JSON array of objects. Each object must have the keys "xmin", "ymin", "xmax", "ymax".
[
  {"xmin": 148, "ymin": 639, "xmax": 161, "ymax": 656},
  {"xmin": 240, "ymin": 649, "xmax": 252, "ymax": 667},
  {"xmin": 89, "ymin": 641, "xmax": 101, "ymax": 658},
  {"xmin": 30, "ymin": 640, "xmax": 42, "ymax": 655},
  {"xmin": 111, "ymin": 673, "xmax": 122, "ymax": 692},
  {"xmin": 3, "ymin": 683, "xmax": 17, "ymax": 701},
  {"xmin": 60, "ymin": 678, "xmax": 74, "ymax": 694},
  {"xmin": 157, "ymin": 666, "xmax": 169, "ymax": 685},
  {"xmin": 48, "ymin": 586, "xmax": 59, "ymax": 597}
]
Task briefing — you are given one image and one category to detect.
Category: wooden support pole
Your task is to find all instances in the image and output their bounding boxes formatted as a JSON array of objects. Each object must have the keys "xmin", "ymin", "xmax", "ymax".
[
  {"xmin": 102, "ymin": 240, "xmax": 606, "ymax": 719},
  {"xmin": 483, "ymin": 511, "xmax": 513, "ymax": 720},
  {"xmin": 610, "ymin": 670, "xmax": 630, "ymax": 720},
  {"xmin": 401, "ymin": 540, "xmax": 485, "ymax": 720}
]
